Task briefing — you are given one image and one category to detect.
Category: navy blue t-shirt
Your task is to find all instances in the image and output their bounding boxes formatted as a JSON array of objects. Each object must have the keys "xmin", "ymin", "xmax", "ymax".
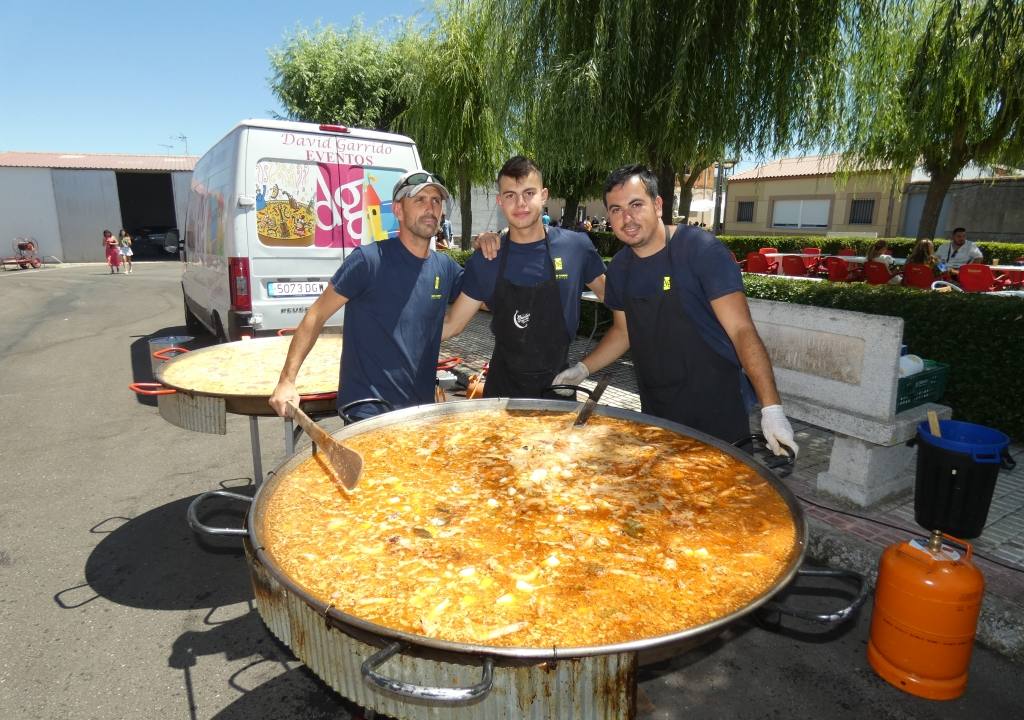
[
  {"xmin": 604, "ymin": 225, "xmax": 756, "ymax": 408},
  {"xmin": 331, "ymin": 238, "xmax": 463, "ymax": 415},
  {"xmin": 461, "ymin": 227, "xmax": 606, "ymax": 341}
]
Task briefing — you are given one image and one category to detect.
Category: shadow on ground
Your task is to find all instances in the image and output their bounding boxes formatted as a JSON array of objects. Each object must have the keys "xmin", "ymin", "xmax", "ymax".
[{"xmin": 54, "ymin": 489, "xmax": 253, "ymax": 611}]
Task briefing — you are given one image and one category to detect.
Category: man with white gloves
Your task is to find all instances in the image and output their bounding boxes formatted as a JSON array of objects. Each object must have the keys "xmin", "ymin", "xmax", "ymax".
[{"xmin": 553, "ymin": 164, "xmax": 798, "ymax": 457}]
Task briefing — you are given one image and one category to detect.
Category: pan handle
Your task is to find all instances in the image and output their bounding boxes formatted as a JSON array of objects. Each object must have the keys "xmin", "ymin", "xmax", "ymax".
[
  {"xmin": 187, "ymin": 490, "xmax": 252, "ymax": 537},
  {"xmin": 152, "ymin": 346, "xmax": 190, "ymax": 360},
  {"xmin": 545, "ymin": 384, "xmax": 599, "ymax": 398},
  {"xmin": 361, "ymin": 641, "xmax": 494, "ymax": 704},
  {"xmin": 339, "ymin": 397, "xmax": 394, "ymax": 424},
  {"xmin": 760, "ymin": 567, "xmax": 869, "ymax": 626},
  {"xmin": 733, "ymin": 434, "xmax": 795, "ymax": 476},
  {"xmin": 129, "ymin": 382, "xmax": 176, "ymax": 396}
]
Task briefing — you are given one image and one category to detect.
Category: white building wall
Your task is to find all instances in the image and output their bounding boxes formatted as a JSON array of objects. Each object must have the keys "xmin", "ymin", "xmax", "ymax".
[
  {"xmin": 0, "ymin": 168, "xmax": 61, "ymax": 261},
  {"xmin": 51, "ymin": 170, "xmax": 122, "ymax": 262}
]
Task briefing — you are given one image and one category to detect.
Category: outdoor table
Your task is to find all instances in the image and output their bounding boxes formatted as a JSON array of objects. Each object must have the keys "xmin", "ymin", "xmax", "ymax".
[
  {"xmin": 834, "ymin": 255, "xmax": 907, "ymax": 266},
  {"xmin": 581, "ymin": 290, "xmax": 604, "ymax": 339}
]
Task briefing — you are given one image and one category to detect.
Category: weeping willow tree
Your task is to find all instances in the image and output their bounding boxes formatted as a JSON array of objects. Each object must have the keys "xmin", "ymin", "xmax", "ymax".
[
  {"xmin": 842, "ymin": 0, "xmax": 1024, "ymax": 240},
  {"xmin": 515, "ymin": 59, "xmax": 637, "ymax": 225},
  {"xmin": 490, "ymin": 1, "xmax": 851, "ymax": 224},
  {"xmin": 395, "ymin": 0, "xmax": 511, "ymax": 246},
  {"xmin": 268, "ymin": 21, "xmax": 410, "ymax": 130}
]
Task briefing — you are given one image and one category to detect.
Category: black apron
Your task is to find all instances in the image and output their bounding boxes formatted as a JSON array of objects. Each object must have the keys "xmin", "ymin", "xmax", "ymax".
[
  {"xmin": 484, "ymin": 232, "xmax": 569, "ymax": 399},
  {"xmin": 623, "ymin": 226, "xmax": 750, "ymax": 445}
]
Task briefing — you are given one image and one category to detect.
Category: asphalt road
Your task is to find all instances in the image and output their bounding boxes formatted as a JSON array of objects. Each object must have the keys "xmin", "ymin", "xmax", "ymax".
[{"xmin": 1, "ymin": 262, "xmax": 1022, "ymax": 719}]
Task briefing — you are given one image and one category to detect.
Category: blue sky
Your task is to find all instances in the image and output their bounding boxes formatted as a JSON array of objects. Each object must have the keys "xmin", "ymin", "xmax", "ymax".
[
  {"xmin": 1, "ymin": 1, "xmax": 765, "ymax": 172},
  {"xmin": 1, "ymin": 1, "xmax": 430, "ymax": 157}
]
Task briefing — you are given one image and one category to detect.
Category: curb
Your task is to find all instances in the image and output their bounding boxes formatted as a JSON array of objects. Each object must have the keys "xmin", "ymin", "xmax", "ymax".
[{"xmin": 806, "ymin": 517, "xmax": 1024, "ymax": 663}]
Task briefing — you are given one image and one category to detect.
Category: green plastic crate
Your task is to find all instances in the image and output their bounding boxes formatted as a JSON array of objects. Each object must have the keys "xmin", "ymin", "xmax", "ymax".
[{"xmin": 896, "ymin": 359, "xmax": 950, "ymax": 413}]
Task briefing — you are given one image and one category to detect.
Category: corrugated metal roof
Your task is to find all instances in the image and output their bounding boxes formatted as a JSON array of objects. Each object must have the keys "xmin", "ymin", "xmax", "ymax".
[{"xmin": 0, "ymin": 151, "xmax": 196, "ymax": 172}]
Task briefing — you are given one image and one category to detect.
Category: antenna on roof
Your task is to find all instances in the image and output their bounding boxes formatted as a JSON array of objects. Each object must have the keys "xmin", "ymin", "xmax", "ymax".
[
  {"xmin": 173, "ymin": 134, "xmax": 189, "ymax": 155},
  {"xmin": 158, "ymin": 143, "xmax": 175, "ymax": 155}
]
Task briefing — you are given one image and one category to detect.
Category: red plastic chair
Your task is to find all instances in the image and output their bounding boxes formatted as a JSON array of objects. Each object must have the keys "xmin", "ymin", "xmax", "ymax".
[
  {"xmin": 901, "ymin": 263, "xmax": 935, "ymax": 290},
  {"xmin": 744, "ymin": 254, "xmax": 772, "ymax": 274},
  {"xmin": 801, "ymin": 247, "xmax": 823, "ymax": 271},
  {"xmin": 864, "ymin": 261, "xmax": 896, "ymax": 285},
  {"xmin": 958, "ymin": 263, "xmax": 1013, "ymax": 292},
  {"xmin": 730, "ymin": 251, "xmax": 745, "ymax": 269},
  {"xmin": 825, "ymin": 257, "xmax": 853, "ymax": 282},
  {"xmin": 781, "ymin": 255, "xmax": 809, "ymax": 277},
  {"xmin": 756, "ymin": 247, "xmax": 779, "ymax": 273},
  {"xmin": 837, "ymin": 248, "xmax": 856, "ymax": 257}
]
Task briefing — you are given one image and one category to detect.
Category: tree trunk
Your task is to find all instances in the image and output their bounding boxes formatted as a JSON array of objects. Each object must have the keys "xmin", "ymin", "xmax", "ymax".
[
  {"xmin": 563, "ymin": 195, "xmax": 580, "ymax": 229},
  {"xmin": 676, "ymin": 163, "xmax": 708, "ymax": 225},
  {"xmin": 656, "ymin": 163, "xmax": 676, "ymax": 225},
  {"xmin": 459, "ymin": 172, "xmax": 473, "ymax": 250},
  {"xmin": 916, "ymin": 168, "xmax": 958, "ymax": 241}
]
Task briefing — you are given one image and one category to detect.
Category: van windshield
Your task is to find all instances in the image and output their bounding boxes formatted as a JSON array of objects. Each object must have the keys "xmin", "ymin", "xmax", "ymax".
[{"xmin": 255, "ymin": 160, "xmax": 406, "ymax": 249}]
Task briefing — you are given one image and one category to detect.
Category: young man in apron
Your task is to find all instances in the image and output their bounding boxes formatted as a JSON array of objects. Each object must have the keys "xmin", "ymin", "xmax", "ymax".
[
  {"xmin": 554, "ymin": 164, "xmax": 798, "ymax": 456},
  {"xmin": 443, "ymin": 156, "xmax": 606, "ymax": 398}
]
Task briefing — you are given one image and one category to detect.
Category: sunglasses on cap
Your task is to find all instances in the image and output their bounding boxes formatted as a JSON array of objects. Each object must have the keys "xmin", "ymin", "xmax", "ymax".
[{"xmin": 393, "ymin": 171, "xmax": 447, "ymax": 198}]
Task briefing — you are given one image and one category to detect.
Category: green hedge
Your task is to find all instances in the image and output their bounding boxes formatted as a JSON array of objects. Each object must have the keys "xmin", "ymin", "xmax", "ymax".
[
  {"xmin": 742, "ymin": 275, "xmax": 1024, "ymax": 440},
  {"xmin": 588, "ymin": 231, "xmax": 1024, "ymax": 263},
  {"xmin": 716, "ymin": 235, "xmax": 1024, "ymax": 263}
]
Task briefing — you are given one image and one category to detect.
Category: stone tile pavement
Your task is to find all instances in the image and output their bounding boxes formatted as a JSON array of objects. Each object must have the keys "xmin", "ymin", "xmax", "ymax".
[{"xmin": 440, "ymin": 310, "xmax": 1024, "ymax": 610}]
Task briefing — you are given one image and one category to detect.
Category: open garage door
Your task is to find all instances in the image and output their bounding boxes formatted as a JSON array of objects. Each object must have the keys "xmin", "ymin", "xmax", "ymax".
[{"xmin": 116, "ymin": 172, "xmax": 179, "ymax": 259}]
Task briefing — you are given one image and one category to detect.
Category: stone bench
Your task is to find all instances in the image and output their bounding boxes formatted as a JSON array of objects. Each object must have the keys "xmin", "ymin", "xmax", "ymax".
[{"xmin": 749, "ymin": 299, "xmax": 951, "ymax": 507}]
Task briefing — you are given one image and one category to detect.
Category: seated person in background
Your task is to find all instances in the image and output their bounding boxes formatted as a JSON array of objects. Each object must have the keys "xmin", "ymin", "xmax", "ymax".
[
  {"xmin": 907, "ymin": 238, "xmax": 939, "ymax": 273},
  {"xmin": 935, "ymin": 227, "xmax": 983, "ymax": 273},
  {"xmin": 866, "ymin": 239, "xmax": 902, "ymax": 283}
]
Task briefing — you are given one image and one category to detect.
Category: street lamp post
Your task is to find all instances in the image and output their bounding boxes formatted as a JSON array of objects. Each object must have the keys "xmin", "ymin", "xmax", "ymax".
[{"xmin": 712, "ymin": 159, "xmax": 738, "ymax": 233}]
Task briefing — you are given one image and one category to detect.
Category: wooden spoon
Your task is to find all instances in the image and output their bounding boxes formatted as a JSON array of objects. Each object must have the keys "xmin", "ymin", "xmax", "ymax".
[{"xmin": 286, "ymin": 401, "xmax": 362, "ymax": 491}]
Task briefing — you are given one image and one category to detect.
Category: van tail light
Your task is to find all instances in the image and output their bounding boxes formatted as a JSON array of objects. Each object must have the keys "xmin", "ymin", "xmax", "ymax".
[
  {"xmin": 228, "ymin": 257, "xmax": 252, "ymax": 311},
  {"xmin": 319, "ymin": 124, "xmax": 349, "ymax": 134}
]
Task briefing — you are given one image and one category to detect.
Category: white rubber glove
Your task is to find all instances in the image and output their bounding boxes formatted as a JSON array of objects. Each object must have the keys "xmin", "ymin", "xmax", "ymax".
[
  {"xmin": 760, "ymin": 404, "xmax": 799, "ymax": 457},
  {"xmin": 551, "ymin": 362, "xmax": 590, "ymax": 397}
]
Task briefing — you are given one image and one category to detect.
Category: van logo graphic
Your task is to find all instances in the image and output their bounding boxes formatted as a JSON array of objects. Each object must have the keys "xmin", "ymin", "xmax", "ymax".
[{"xmin": 513, "ymin": 310, "xmax": 531, "ymax": 329}]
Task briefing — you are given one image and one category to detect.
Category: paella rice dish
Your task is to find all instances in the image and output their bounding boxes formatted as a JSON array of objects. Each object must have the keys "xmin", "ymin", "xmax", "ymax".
[
  {"xmin": 261, "ymin": 409, "xmax": 799, "ymax": 648},
  {"xmin": 159, "ymin": 336, "xmax": 342, "ymax": 397}
]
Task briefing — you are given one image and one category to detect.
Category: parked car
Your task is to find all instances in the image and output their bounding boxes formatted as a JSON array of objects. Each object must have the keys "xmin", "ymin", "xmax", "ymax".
[{"xmin": 130, "ymin": 226, "xmax": 180, "ymax": 256}]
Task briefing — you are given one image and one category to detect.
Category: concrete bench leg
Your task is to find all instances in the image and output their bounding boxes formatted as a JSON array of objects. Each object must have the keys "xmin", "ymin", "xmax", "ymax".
[{"xmin": 817, "ymin": 435, "xmax": 918, "ymax": 507}]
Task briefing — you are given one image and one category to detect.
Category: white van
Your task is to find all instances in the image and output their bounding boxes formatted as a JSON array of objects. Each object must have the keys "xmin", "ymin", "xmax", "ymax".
[{"xmin": 182, "ymin": 119, "xmax": 422, "ymax": 340}]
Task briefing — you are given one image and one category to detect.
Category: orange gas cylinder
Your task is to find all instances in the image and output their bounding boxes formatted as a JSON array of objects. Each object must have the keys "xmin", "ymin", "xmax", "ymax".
[{"xmin": 867, "ymin": 531, "xmax": 984, "ymax": 700}]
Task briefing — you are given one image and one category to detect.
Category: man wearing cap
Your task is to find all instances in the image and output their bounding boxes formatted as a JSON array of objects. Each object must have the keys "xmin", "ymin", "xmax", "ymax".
[
  {"xmin": 441, "ymin": 156, "xmax": 606, "ymax": 398},
  {"xmin": 270, "ymin": 170, "xmax": 463, "ymax": 421}
]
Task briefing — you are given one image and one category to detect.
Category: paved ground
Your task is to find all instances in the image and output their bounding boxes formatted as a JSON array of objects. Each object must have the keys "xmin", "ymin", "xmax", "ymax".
[{"xmin": 1, "ymin": 261, "xmax": 1022, "ymax": 720}]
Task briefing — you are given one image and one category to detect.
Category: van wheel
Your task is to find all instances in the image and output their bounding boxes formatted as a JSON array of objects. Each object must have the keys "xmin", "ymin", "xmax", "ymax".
[
  {"xmin": 212, "ymin": 312, "xmax": 230, "ymax": 343},
  {"xmin": 183, "ymin": 297, "xmax": 207, "ymax": 334}
]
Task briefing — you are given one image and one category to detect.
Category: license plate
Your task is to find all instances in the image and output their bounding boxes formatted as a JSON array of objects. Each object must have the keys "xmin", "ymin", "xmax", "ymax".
[{"xmin": 267, "ymin": 281, "xmax": 328, "ymax": 298}]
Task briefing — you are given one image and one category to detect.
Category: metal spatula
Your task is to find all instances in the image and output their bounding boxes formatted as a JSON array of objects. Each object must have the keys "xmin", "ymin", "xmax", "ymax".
[
  {"xmin": 573, "ymin": 377, "xmax": 610, "ymax": 427},
  {"xmin": 286, "ymin": 401, "xmax": 363, "ymax": 491}
]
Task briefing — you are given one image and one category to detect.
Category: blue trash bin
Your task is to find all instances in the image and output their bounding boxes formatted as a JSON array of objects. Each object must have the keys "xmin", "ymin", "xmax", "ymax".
[{"xmin": 913, "ymin": 420, "xmax": 1015, "ymax": 538}]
